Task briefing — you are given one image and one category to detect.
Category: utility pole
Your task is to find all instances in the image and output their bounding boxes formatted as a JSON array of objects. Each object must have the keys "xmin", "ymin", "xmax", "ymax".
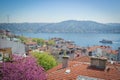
[{"xmin": 7, "ymin": 15, "xmax": 10, "ymax": 23}]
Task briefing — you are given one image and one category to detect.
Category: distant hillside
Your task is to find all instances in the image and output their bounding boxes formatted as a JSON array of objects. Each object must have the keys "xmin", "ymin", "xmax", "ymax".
[{"xmin": 0, "ymin": 20, "xmax": 120, "ymax": 33}]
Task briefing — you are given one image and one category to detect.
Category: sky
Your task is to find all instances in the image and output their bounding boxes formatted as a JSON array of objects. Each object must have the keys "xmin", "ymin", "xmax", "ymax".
[{"xmin": 0, "ymin": 0, "xmax": 120, "ymax": 23}]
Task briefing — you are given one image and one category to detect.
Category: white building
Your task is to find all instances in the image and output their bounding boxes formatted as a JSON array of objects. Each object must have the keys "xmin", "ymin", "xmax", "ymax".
[{"xmin": 0, "ymin": 38, "xmax": 25, "ymax": 56}]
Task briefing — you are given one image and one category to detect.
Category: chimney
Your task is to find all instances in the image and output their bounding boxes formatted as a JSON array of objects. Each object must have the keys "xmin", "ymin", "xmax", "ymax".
[
  {"xmin": 88, "ymin": 51, "xmax": 92, "ymax": 56},
  {"xmin": 117, "ymin": 47, "xmax": 120, "ymax": 63},
  {"xmin": 90, "ymin": 57, "xmax": 107, "ymax": 70},
  {"xmin": 62, "ymin": 56, "xmax": 69, "ymax": 68}
]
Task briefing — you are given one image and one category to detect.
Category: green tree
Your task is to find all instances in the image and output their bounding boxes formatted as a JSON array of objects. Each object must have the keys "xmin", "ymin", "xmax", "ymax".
[
  {"xmin": 19, "ymin": 36, "xmax": 27, "ymax": 43},
  {"xmin": 47, "ymin": 40, "xmax": 55, "ymax": 45},
  {"xmin": 32, "ymin": 38, "xmax": 45, "ymax": 46},
  {"xmin": 32, "ymin": 51, "xmax": 57, "ymax": 70}
]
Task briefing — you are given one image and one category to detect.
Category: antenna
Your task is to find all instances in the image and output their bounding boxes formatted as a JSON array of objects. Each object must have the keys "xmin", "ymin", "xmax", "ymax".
[{"xmin": 7, "ymin": 15, "xmax": 10, "ymax": 23}]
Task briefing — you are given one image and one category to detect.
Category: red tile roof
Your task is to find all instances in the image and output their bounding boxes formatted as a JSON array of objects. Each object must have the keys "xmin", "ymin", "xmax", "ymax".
[
  {"xmin": 73, "ymin": 56, "xmax": 90, "ymax": 62},
  {"xmin": 47, "ymin": 56, "xmax": 120, "ymax": 80},
  {"xmin": 87, "ymin": 46, "xmax": 118, "ymax": 54},
  {"xmin": 26, "ymin": 42, "xmax": 37, "ymax": 45}
]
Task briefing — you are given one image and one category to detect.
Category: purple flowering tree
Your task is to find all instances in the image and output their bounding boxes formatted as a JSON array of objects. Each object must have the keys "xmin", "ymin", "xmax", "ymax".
[{"xmin": 0, "ymin": 55, "xmax": 47, "ymax": 80}]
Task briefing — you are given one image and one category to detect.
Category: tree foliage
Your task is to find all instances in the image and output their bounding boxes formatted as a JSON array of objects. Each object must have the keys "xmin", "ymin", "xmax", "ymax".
[
  {"xmin": 19, "ymin": 36, "xmax": 27, "ymax": 43},
  {"xmin": 32, "ymin": 52, "xmax": 57, "ymax": 70},
  {"xmin": 0, "ymin": 55, "xmax": 46, "ymax": 80},
  {"xmin": 32, "ymin": 38, "xmax": 45, "ymax": 46},
  {"xmin": 47, "ymin": 40, "xmax": 55, "ymax": 45}
]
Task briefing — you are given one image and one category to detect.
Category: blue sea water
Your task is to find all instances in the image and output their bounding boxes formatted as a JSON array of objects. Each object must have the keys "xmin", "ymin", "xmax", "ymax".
[{"xmin": 18, "ymin": 33, "xmax": 120, "ymax": 50}]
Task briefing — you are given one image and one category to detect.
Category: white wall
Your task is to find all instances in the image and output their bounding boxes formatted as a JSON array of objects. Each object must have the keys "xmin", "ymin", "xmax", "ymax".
[{"xmin": 0, "ymin": 38, "xmax": 25, "ymax": 56}]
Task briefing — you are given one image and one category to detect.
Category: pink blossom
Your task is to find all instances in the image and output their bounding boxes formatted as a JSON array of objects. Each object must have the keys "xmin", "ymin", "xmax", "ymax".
[{"xmin": 0, "ymin": 55, "xmax": 47, "ymax": 80}]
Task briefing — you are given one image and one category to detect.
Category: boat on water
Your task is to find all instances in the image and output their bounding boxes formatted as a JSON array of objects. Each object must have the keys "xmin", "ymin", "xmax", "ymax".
[{"xmin": 99, "ymin": 39, "xmax": 113, "ymax": 44}]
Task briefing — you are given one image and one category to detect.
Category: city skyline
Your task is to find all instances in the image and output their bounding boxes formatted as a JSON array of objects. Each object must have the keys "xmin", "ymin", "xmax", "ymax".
[{"xmin": 0, "ymin": 0, "xmax": 120, "ymax": 23}]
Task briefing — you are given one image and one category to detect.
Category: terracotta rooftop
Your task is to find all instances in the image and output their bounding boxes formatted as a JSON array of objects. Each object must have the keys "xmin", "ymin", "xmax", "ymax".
[
  {"xmin": 47, "ymin": 56, "xmax": 120, "ymax": 80},
  {"xmin": 25, "ymin": 42, "xmax": 37, "ymax": 45},
  {"xmin": 87, "ymin": 46, "xmax": 118, "ymax": 54},
  {"xmin": 73, "ymin": 56, "xmax": 91, "ymax": 62},
  {"xmin": 0, "ymin": 30, "xmax": 5, "ymax": 33}
]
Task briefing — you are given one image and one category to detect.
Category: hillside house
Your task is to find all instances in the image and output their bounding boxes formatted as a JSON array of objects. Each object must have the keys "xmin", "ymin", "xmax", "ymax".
[
  {"xmin": 0, "ymin": 48, "xmax": 12, "ymax": 62},
  {"xmin": 25, "ymin": 42, "xmax": 38, "ymax": 50},
  {"xmin": 88, "ymin": 46, "xmax": 117, "ymax": 61},
  {"xmin": 0, "ymin": 38, "xmax": 25, "ymax": 56},
  {"xmin": 0, "ymin": 30, "xmax": 7, "ymax": 39}
]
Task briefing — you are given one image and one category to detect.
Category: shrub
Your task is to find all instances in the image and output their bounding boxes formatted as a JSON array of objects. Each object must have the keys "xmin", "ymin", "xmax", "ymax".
[
  {"xmin": 32, "ymin": 52, "xmax": 57, "ymax": 70},
  {"xmin": 19, "ymin": 36, "xmax": 27, "ymax": 43},
  {"xmin": 32, "ymin": 38, "xmax": 45, "ymax": 46},
  {"xmin": 47, "ymin": 40, "xmax": 55, "ymax": 45},
  {"xmin": 3, "ymin": 57, "xmax": 11, "ymax": 62},
  {"xmin": 0, "ymin": 55, "xmax": 47, "ymax": 80}
]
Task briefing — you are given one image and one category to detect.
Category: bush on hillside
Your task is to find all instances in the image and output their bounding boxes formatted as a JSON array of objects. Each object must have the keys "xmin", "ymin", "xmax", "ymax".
[
  {"xmin": 32, "ymin": 52, "xmax": 57, "ymax": 70},
  {"xmin": 19, "ymin": 36, "xmax": 27, "ymax": 43},
  {"xmin": 32, "ymin": 38, "xmax": 45, "ymax": 46},
  {"xmin": 47, "ymin": 40, "xmax": 55, "ymax": 45}
]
